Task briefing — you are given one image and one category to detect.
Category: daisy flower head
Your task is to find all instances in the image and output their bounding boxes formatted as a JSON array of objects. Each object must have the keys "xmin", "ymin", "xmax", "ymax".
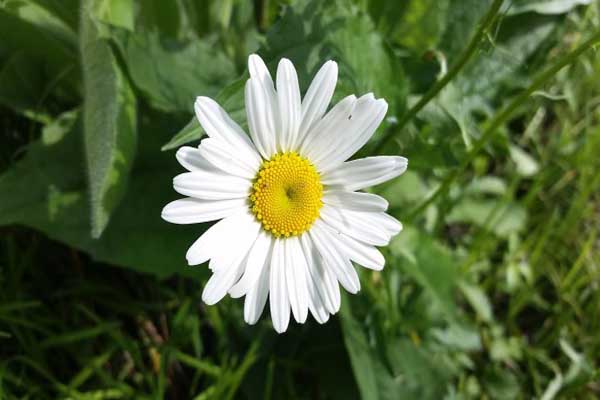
[{"xmin": 162, "ymin": 54, "xmax": 408, "ymax": 333}]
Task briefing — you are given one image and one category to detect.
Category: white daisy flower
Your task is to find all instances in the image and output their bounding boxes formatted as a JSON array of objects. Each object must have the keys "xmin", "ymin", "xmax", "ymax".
[{"xmin": 162, "ymin": 54, "xmax": 407, "ymax": 333}]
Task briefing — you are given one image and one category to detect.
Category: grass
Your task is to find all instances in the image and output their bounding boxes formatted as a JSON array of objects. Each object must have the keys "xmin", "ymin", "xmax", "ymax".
[{"xmin": 0, "ymin": 228, "xmax": 357, "ymax": 399}]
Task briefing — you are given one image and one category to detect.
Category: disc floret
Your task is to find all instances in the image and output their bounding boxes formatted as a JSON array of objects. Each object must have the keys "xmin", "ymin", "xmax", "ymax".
[{"xmin": 250, "ymin": 152, "xmax": 323, "ymax": 237}]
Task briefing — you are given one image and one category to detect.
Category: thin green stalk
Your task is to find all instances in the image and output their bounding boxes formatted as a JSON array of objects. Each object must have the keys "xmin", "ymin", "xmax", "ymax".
[
  {"xmin": 407, "ymin": 29, "xmax": 600, "ymax": 220},
  {"xmin": 373, "ymin": 0, "xmax": 505, "ymax": 153}
]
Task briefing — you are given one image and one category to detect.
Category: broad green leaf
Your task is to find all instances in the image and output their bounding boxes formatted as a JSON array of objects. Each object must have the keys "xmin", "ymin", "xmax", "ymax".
[
  {"xmin": 431, "ymin": 323, "xmax": 482, "ymax": 351},
  {"xmin": 0, "ymin": 8, "xmax": 80, "ymax": 114},
  {"xmin": 339, "ymin": 300, "xmax": 380, "ymax": 400},
  {"xmin": 110, "ymin": 28, "xmax": 236, "ymax": 113},
  {"xmin": 393, "ymin": 0, "xmax": 450, "ymax": 51},
  {"xmin": 161, "ymin": 0, "xmax": 405, "ymax": 149},
  {"xmin": 458, "ymin": 281, "xmax": 493, "ymax": 322},
  {"xmin": 464, "ymin": 176, "xmax": 507, "ymax": 196},
  {"xmin": 509, "ymin": 145, "xmax": 540, "ymax": 177},
  {"xmin": 377, "ymin": 170, "xmax": 428, "ymax": 211},
  {"xmin": 1, "ymin": 0, "xmax": 78, "ymax": 47},
  {"xmin": 137, "ymin": 0, "xmax": 181, "ymax": 36},
  {"xmin": 0, "ymin": 52, "xmax": 51, "ymax": 121},
  {"xmin": 389, "ymin": 226, "xmax": 459, "ymax": 317},
  {"xmin": 365, "ymin": 0, "xmax": 406, "ymax": 36},
  {"xmin": 506, "ymin": 0, "xmax": 592, "ymax": 15},
  {"xmin": 28, "ymin": 0, "xmax": 81, "ymax": 30},
  {"xmin": 94, "ymin": 0, "xmax": 134, "ymax": 30},
  {"xmin": 446, "ymin": 199, "xmax": 527, "ymax": 238},
  {"xmin": 452, "ymin": 15, "xmax": 556, "ymax": 103},
  {"xmin": 161, "ymin": 117, "xmax": 202, "ymax": 151},
  {"xmin": 399, "ymin": 98, "xmax": 465, "ymax": 170},
  {"xmin": 412, "ymin": 13, "xmax": 556, "ymax": 153},
  {"xmin": 161, "ymin": 76, "xmax": 246, "ymax": 150},
  {"xmin": 439, "ymin": 0, "xmax": 493, "ymax": 61},
  {"xmin": 386, "ymin": 338, "xmax": 453, "ymax": 398},
  {"xmin": 261, "ymin": 0, "xmax": 405, "ymax": 113},
  {"xmin": 341, "ymin": 296, "xmax": 456, "ymax": 400},
  {"xmin": 80, "ymin": 0, "xmax": 137, "ymax": 238},
  {"xmin": 0, "ymin": 108, "xmax": 206, "ymax": 278},
  {"xmin": 483, "ymin": 366, "xmax": 520, "ymax": 399}
]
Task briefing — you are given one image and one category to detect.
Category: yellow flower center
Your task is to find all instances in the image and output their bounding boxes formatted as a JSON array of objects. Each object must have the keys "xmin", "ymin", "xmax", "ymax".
[{"xmin": 250, "ymin": 152, "xmax": 323, "ymax": 237}]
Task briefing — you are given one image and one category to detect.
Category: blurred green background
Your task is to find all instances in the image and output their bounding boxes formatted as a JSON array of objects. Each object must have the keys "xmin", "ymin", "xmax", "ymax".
[{"xmin": 1, "ymin": 0, "xmax": 599, "ymax": 398}]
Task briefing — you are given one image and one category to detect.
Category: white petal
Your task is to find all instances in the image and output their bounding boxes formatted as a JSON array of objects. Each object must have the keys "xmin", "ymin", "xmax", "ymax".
[
  {"xmin": 270, "ymin": 239, "xmax": 290, "ymax": 333},
  {"xmin": 229, "ymin": 230, "xmax": 272, "ymax": 298},
  {"xmin": 173, "ymin": 171, "xmax": 251, "ymax": 200},
  {"xmin": 161, "ymin": 197, "xmax": 247, "ymax": 225},
  {"xmin": 246, "ymin": 54, "xmax": 278, "ymax": 158},
  {"xmin": 285, "ymin": 237, "xmax": 309, "ymax": 324},
  {"xmin": 300, "ymin": 234, "xmax": 341, "ymax": 314},
  {"xmin": 315, "ymin": 94, "xmax": 388, "ymax": 173},
  {"xmin": 194, "ymin": 96, "xmax": 261, "ymax": 166},
  {"xmin": 197, "ymin": 138, "xmax": 257, "ymax": 179},
  {"xmin": 319, "ymin": 205, "xmax": 391, "ymax": 246},
  {"xmin": 185, "ymin": 210, "xmax": 255, "ymax": 266},
  {"xmin": 379, "ymin": 213, "xmax": 403, "ymax": 236},
  {"xmin": 298, "ymin": 61, "xmax": 338, "ymax": 144},
  {"xmin": 310, "ymin": 221, "xmax": 360, "ymax": 294},
  {"xmin": 245, "ymin": 78, "xmax": 278, "ymax": 159},
  {"xmin": 336, "ymin": 234, "xmax": 385, "ymax": 271},
  {"xmin": 321, "ymin": 156, "xmax": 408, "ymax": 191},
  {"xmin": 207, "ymin": 219, "xmax": 262, "ymax": 274},
  {"xmin": 176, "ymin": 146, "xmax": 220, "ymax": 172},
  {"xmin": 201, "ymin": 217, "xmax": 261, "ymax": 305},
  {"xmin": 244, "ymin": 258, "xmax": 270, "ymax": 325},
  {"xmin": 202, "ymin": 258, "xmax": 245, "ymax": 305},
  {"xmin": 307, "ymin": 285, "xmax": 330, "ymax": 324},
  {"xmin": 276, "ymin": 58, "xmax": 301, "ymax": 152},
  {"xmin": 322, "ymin": 190, "xmax": 388, "ymax": 212},
  {"xmin": 300, "ymin": 95, "xmax": 356, "ymax": 161},
  {"xmin": 248, "ymin": 54, "xmax": 275, "ymax": 89}
]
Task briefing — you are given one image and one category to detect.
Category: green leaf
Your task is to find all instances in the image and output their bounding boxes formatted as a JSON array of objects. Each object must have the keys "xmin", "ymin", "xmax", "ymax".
[
  {"xmin": 452, "ymin": 14, "xmax": 556, "ymax": 102},
  {"xmin": 261, "ymin": 0, "xmax": 405, "ymax": 113},
  {"xmin": 0, "ymin": 108, "xmax": 206, "ymax": 278},
  {"xmin": 464, "ymin": 176, "xmax": 507, "ymax": 196},
  {"xmin": 439, "ymin": 0, "xmax": 493, "ymax": 61},
  {"xmin": 378, "ymin": 170, "xmax": 429, "ymax": 210},
  {"xmin": 506, "ymin": 0, "xmax": 592, "ymax": 15},
  {"xmin": 136, "ymin": 0, "xmax": 181, "ymax": 37},
  {"xmin": 446, "ymin": 198, "xmax": 527, "ymax": 238},
  {"xmin": 161, "ymin": 76, "xmax": 246, "ymax": 150},
  {"xmin": 0, "ymin": 7, "xmax": 80, "ymax": 114},
  {"xmin": 80, "ymin": 0, "xmax": 137, "ymax": 238},
  {"xmin": 458, "ymin": 281, "xmax": 493, "ymax": 322},
  {"xmin": 1, "ymin": 0, "xmax": 78, "ymax": 47},
  {"xmin": 389, "ymin": 226, "xmax": 459, "ymax": 317},
  {"xmin": 161, "ymin": 0, "xmax": 406, "ymax": 149},
  {"xmin": 110, "ymin": 28, "xmax": 237, "ymax": 113},
  {"xmin": 431, "ymin": 323, "xmax": 482, "ymax": 351},
  {"xmin": 414, "ymin": 13, "xmax": 556, "ymax": 151},
  {"xmin": 509, "ymin": 145, "xmax": 540, "ymax": 177},
  {"xmin": 393, "ymin": 0, "xmax": 450, "ymax": 51},
  {"xmin": 386, "ymin": 338, "xmax": 453, "ymax": 398},
  {"xmin": 161, "ymin": 116, "xmax": 202, "ymax": 151},
  {"xmin": 483, "ymin": 366, "xmax": 520, "ymax": 399},
  {"xmin": 341, "ymin": 296, "xmax": 456, "ymax": 400},
  {"xmin": 27, "ymin": 0, "xmax": 81, "ymax": 30},
  {"xmin": 339, "ymin": 300, "xmax": 380, "ymax": 400},
  {"xmin": 0, "ymin": 52, "xmax": 50, "ymax": 121},
  {"xmin": 94, "ymin": 0, "xmax": 134, "ymax": 30}
]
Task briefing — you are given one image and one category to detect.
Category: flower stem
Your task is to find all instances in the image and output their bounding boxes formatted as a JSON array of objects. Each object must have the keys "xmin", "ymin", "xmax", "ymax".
[
  {"xmin": 407, "ymin": 29, "xmax": 600, "ymax": 221},
  {"xmin": 373, "ymin": 0, "xmax": 505, "ymax": 153}
]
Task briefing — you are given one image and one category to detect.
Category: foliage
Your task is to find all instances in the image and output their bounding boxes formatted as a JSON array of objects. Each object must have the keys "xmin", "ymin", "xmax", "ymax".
[{"xmin": 1, "ymin": 0, "xmax": 599, "ymax": 398}]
